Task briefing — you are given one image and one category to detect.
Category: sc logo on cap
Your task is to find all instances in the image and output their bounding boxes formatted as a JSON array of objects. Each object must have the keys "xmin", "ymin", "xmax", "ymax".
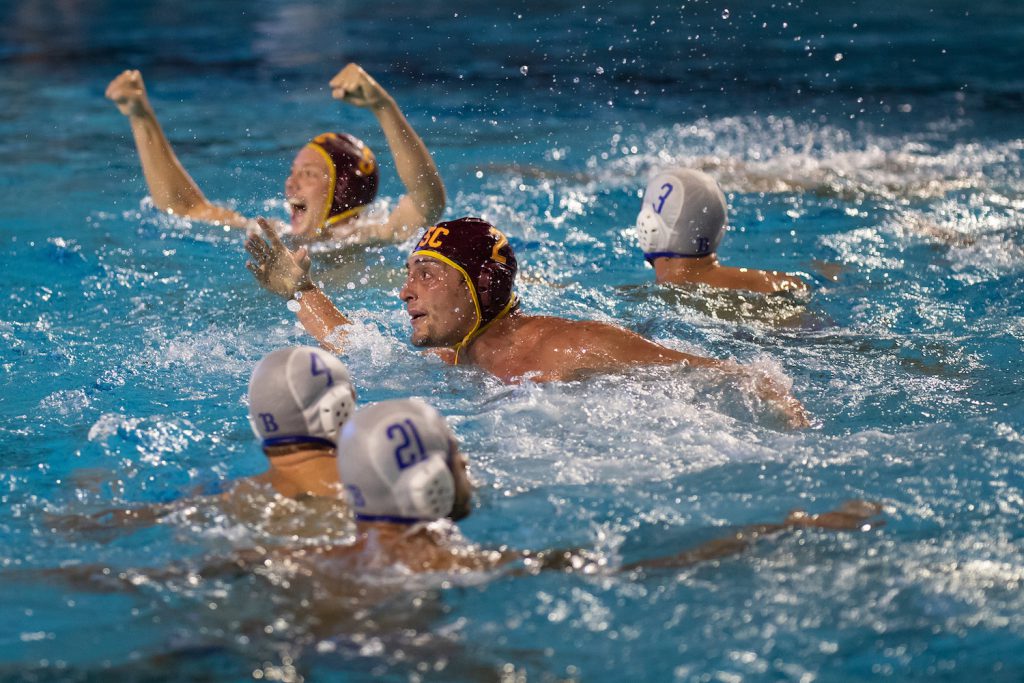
[{"xmin": 418, "ymin": 225, "xmax": 450, "ymax": 248}]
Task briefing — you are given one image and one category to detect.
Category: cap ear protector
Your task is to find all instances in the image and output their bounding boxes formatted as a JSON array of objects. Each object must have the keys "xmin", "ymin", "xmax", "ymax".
[
  {"xmin": 476, "ymin": 259, "xmax": 515, "ymax": 309},
  {"xmin": 390, "ymin": 454, "xmax": 455, "ymax": 520},
  {"xmin": 336, "ymin": 399, "xmax": 460, "ymax": 524},
  {"xmin": 312, "ymin": 382, "xmax": 357, "ymax": 444}
]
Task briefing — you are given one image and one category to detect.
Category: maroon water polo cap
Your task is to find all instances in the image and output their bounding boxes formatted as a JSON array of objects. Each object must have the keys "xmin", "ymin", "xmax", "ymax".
[
  {"xmin": 411, "ymin": 217, "xmax": 520, "ymax": 351},
  {"xmin": 305, "ymin": 132, "xmax": 379, "ymax": 229}
]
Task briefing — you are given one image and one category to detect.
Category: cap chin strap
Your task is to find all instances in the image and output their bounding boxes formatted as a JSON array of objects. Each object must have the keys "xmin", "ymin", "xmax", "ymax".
[
  {"xmin": 321, "ymin": 204, "xmax": 369, "ymax": 233},
  {"xmin": 307, "ymin": 142, "xmax": 338, "ymax": 232},
  {"xmin": 452, "ymin": 295, "xmax": 518, "ymax": 365},
  {"xmin": 643, "ymin": 251, "xmax": 709, "ymax": 263},
  {"xmin": 262, "ymin": 435, "xmax": 336, "ymax": 450}
]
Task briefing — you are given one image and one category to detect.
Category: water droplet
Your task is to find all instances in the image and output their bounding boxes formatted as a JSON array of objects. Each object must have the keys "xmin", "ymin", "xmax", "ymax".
[{"xmin": 520, "ymin": 65, "xmax": 529, "ymax": 76}]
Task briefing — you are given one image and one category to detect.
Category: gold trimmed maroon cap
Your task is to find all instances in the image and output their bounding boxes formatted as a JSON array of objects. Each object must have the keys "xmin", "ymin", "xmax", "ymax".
[
  {"xmin": 305, "ymin": 133, "xmax": 379, "ymax": 227},
  {"xmin": 411, "ymin": 217, "xmax": 519, "ymax": 329}
]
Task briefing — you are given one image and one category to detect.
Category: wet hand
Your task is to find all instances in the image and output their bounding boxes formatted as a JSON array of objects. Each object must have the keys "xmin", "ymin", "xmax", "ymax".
[
  {"xmin": 785, "ymin": 500, "xmax": 885, "ymax": 531},
  {"xmin": 105, "ymin": 69, "xmax": 151, "ymax": 117},
  {"xmin": 329, "ymin": 63, "xmax": 390, "ymax": 109},
  {"xmin": 748, "ymin": 370, "xmax": 811, "ymax": 429},
  {"xmin": 777, "ymin": 393, "xmax": 811, "ymax": 430},
  {"xmin": 245, "ymin": 217, "xmax": 313, "ymax": 299}
]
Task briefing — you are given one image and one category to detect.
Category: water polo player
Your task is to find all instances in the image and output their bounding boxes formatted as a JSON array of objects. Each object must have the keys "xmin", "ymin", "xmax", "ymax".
[
  {"xmin": 324, "ymin": 398, "xmax": 881, "ymax": 573},
  {"xmin": 246, "ymin": 216, "xmax": 810, "ymax": 428},
  {"xmin": 106, "ymin": 63, "xmax": 445, "ymax": 245},
  {"xmin": 634, "ymin": 168, "xmax": 807, "ymax": 294},
  {"xmin": 239, "ymin": 345, "xmax": 356, "ymax": 498}
]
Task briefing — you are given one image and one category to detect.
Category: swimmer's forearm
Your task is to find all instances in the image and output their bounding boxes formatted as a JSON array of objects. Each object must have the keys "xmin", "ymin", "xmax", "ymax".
[
  {"xmin": 125, "ymin": 107, "xmax": 219, "ymax": 218},
  {"xmin": 623, "ymin": 525, "xmax": 787, "ymax": 571},
  {"xmin": 296, "ymin": 286, "xmax": 351, "ymax": 353},
  {"xmin": 371, "ymin": 96, "xmax": 446, "ymax": 225}
]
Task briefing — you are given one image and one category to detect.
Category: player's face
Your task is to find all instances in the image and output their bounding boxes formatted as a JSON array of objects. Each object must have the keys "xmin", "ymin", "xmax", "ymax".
[
  {"xmin": 399, "ymin": 256, "xmax": 477, "ymax": 348},
  {"xmin": 284, "ymin": 147, "xmax": 332, "ymax": 236}
]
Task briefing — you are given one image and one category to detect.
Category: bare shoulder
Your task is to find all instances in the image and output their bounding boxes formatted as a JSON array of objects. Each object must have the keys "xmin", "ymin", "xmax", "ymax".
[
  {"xmin": 508, "ymin": 315, "xmax": 606, "ymax": 353},
  {"xmin": 423, "ymin": 348, "xmax": 457, "ymax": 365},
  {"xmin": 524, "ymin": 315, "xmax": 643, "ymax": 347},
  {"xmin": 710, "ymin": 265, "xmax": 808, "ymax": 295},
  {"xmin": 516, "ymin": 315, "xmax": 694, "ymax": 369}
]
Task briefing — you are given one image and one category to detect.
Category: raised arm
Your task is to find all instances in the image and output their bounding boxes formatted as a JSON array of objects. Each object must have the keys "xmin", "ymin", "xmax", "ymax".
[
  {"xmin": 245, "ymin": 218, "xmax": 351, "ymax": 353},
  {"xmin": 328, "ymin": 64, "xmax": 446, "ymax": 241},
  {"xmin": 106, "ymin": 70, "xmax": 248, "ymax": 227}
]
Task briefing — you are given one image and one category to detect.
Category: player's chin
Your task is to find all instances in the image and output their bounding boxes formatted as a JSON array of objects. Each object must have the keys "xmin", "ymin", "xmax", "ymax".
[{"xmin": 409, "ymin": 331, "xmax": 432, "ymax": 348}]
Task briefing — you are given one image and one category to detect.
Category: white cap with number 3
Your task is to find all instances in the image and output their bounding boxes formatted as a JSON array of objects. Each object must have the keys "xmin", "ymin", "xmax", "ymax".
[{"xmin": 635, "ymin": 167, "xmax": 727, "ymax": 262}]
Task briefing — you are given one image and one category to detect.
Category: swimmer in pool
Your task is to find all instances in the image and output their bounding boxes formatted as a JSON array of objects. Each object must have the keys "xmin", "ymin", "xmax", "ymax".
[
  {"xmin": 106, "ymin": 63, "xmax": 445, "ymax": 245},
  {"xmin": 245, "ymin": 216, "xmax": 811, "ymax": 428},
  {"xmin": 634, "ymin": 168, "xmax": 808, "ymax": 295},
  {"xmin": 301, "ymin": 398, "xmax": 882, "ymax": 573},
  {"xmin": 45, "ymin": 398, "xmax": 881, "ymax": 627},
  {"xmin": 232, "ymin": 345, "xmax": 356, "ymax": 498},
  {"xmin": 50, "ymin": 346, "xmax": 356, "ymax": 537}
]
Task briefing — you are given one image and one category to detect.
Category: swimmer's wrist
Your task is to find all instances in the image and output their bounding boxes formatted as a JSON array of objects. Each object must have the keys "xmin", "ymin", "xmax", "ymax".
[
  {"xmin": 125, "ymin": 100, "xmax": 156, "ymax": 120},
  {"xmin": 370, "ymin": 93, "xmax": 398, "ymax": 114},
  {"xmin": 291, "ymin": 278, "xmax": 316, "ymax": 300}
]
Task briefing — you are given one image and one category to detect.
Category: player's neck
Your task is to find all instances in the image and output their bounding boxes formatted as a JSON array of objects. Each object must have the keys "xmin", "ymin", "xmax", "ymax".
[
  {"xmin": 460, "ymin": 309, "xmax": 525, "ymax": 364},
  {"xmin": 653, "ymin": 254, "xmax": 719, "ymax": 283},
  {"xmin": 264, "ymin": 449, "xmax": 339, "ymax": 497}
]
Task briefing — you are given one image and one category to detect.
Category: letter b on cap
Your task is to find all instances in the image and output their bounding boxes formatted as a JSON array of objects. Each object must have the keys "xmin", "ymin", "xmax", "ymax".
[{"xmin": 259, "ymin": 413, "xmax": 279, "ymax": 433}]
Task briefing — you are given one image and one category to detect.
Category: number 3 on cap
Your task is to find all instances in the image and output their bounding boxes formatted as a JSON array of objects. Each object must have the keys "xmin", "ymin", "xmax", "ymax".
[{"xmin": 653, "ymin": 183, "xmax": 673, "ymax": 214}]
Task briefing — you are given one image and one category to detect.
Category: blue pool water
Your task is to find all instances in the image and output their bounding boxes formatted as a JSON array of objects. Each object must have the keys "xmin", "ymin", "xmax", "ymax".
[{"xmin": 2, "ymin": 0, "xmax": 1023, "ymax": 680}]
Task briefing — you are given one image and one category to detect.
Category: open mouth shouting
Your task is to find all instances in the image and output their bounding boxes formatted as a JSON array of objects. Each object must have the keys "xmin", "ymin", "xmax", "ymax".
[{"xmin": 288, "ymin": 197, "xmax": 309, "ymax": 231}]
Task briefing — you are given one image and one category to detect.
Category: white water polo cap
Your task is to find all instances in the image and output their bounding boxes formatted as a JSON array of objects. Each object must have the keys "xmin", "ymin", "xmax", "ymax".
[
  {"xmin": 635, "ymin": 168, "xmax": 728, "ymax": 261},
  {"xmin": 336, "ymin": 399, "xmax": 456, "ymax": 524},
  {"xmin": 248, "ymin": 346, "xmax": 356, "ymax": 450}
]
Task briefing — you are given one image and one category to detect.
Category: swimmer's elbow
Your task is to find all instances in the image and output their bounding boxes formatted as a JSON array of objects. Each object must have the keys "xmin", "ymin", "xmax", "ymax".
[{"xmin": 418, "ymin": 185, "xmax": 447, "ymax": 225}]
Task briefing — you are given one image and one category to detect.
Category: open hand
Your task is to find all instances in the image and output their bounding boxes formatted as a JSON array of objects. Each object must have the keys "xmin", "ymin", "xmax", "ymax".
[
  {"xmin": 245, "ymin": 218, "xmax": 313, "ymax": 299},
  {"xmin": 329, "ymin": 63, "xmax": 390, "ymax": 110},
  {"xmin": 746, "ymin": 369, "xmax": 811, "ymax": 429},
  {"xmin": 785, "ymin": 500, "xmax": 885, "ymax": 531},
  {"xmin": 105, "ymin": 69, "xmax": 151, "ymax": 117}
]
